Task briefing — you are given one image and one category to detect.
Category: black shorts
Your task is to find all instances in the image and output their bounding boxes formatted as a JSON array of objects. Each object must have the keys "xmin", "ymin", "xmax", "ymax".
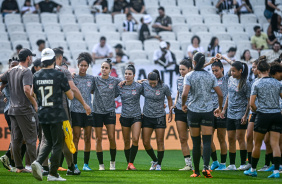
[
  {"xmin": 142, "ymin": 115, "xmax": 166, "ymax": 129},
  {"xmin": 120, "ymin": 115, "xmax": 142, "ymax": 127},
  {"xmin": 249, "ymin": 113, "xmax": 257, "ymax": 123},
  {"xmin": 174, "ymin": 108, "xmax": 188, "ymax": 123},
  {"xmin": 213, "ymin": 109, "xmax": 227, "ymax": 129},
  {"xmin": 71, "ymin": 112, "xmax": 94, "ymax": 127},
  {"xmin": 187, "ymin": 110, "xmax": 214, "ymax": 128},
  {"xmin": 93, "ymin": 112, "xmax": 116, "ymax": 127},
  {"xmin": 254, "ymin": 112, "xmax": 282, "ymax": 134},
  {"xmin": 227, "ymin": 118, "xmax": 248, "ymax": 131}
]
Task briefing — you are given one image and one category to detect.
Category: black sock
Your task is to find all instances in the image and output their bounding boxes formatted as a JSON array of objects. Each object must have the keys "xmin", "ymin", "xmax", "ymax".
[
  {"xmin": 21, "ymin": 144, "xmax": 26, "ymax": 160},
  {"xmin": 10, "ymin": 159, "xmax": 15, "ymax": 167},
  {"xmin": 6, "ymin": 149, "xmax": 11, "ymax": 162},
  {"xmin": 60, "ymin": 153, "xmax": 64, "ymax": 167},
  {"xmin": 68, "ymin": 163, "xmax": 74, "ymax": 171},
  {"xmin": 273, "ymin": 157, "xmax": 281, "ymax": 170},
  {"xmin": 73, "ymin": 152, "xmax": 78, "ymax": 165},
  {"xmin": 248, "ymin": 152, "xmax": 252, "ymax": 164},
  {"xmin": 110, "ymin": 149, "xmax": 116, "ymax": 162},
  {"xmin": 129, "ymin": 145, "xmax": 138, "ymax": 163},
  {"xmin": 124, "ymin": 149, "xmax": 130, "ymax": 163},
  {"xmin": 192, "ymin": 136, "xmax": 201, "ymax": 174},
  {"xmin": 221, "ymin": 154, "xmax": 227, "ymax": 163},
  {"xmin": 281, "ymin": 154, "xmax": 282, "ymax": 165},
  {"xmin": 157, "ymin": 151, "xmax": 164, "ymax": 165},
  {"xmin": 265, "ymin": 153, "xmax": 270, "ymax": 166},
  {"xmin": 251, "ymin": 157, "xmax": 259, "ymax": 169},
  {"xmin": 84, "ymin": 151, "xmax": 90, "ymax": 165},
  {"xmin": 211, "ymin": 151, "xmax": 217, "ymax": 162},
  {"xmin": 96, "ymin": 152, "xmax": 103, "ymax": 164},
  {"xmin": 43, "ymin": 166, "xmax": 49, "ymax": 171},
  {"xmin": 184, "ymin": 155, "xmax": 190, "ymax": 158},
  {"xmin": 202, "ymin": 135, "xmax": 212, "ymax": 167},
  {"xmin": 145, "ymin": 148, "xmax": 158, "ymax": 162},
  {"xmin": 240, "ymin": 150, "xmax": 247, "ymax": 165},
  {"xmin": 229, "ymin": 152, "xmax": 236, "ymax": 165},
  {"xmin": 270, "ymin": 153, "xmax": 273, "ymax": 164}
]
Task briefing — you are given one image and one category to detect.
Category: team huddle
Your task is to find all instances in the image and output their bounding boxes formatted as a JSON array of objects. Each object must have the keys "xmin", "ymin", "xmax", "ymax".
[{"xmin": 0, "ymin": 47, "xmax": 281, "ymax": 181}]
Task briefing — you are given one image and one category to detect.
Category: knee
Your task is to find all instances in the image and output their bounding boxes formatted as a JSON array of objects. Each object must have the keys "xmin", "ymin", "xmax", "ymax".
[
  {"xmin": 84, "ymin": 136, "xmax": 91, "ymax": 144},
  {"xmin": 108, "ymin": 135, "xmax": 116, "ymax": 143},
  {"xmin": 179, "ymin": 137, "xmax": 188, "ymax": 145},
  {"xmin": 218, "ymin": 136, "xmax": 226, "ymax": 145},
  {"xmin": 132, "ymin": 137, "xmax": 139, "ymax": 146},
  {"xmin": 236, "ymin": 135, "xmax": 245, "ymax": 143},
  {"xmin": 228, "ymin": 136, "xmax": 236, "ymax": 143},
  {"xmin": 143, "ymin": 139, "xmax": 150, "ymax": 148},
  {"xmin": 96, "ymin": 136, "xmax": 102, "ymax": 144},
  {"xmin": 156, "ymin": 139, "xmax": 164, "ymax": 147},
  {"xmin": 124, "ymin": 139, "xmax": 130, "ymax": 147}
]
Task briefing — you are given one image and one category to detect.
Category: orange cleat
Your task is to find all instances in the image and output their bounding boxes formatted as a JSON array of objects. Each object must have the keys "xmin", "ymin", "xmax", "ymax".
[
  {"xmin": 58, "ymin": 167, "xmax": 67, "ymax": 171},
  {"xmin": 190, "ymin": 171, "xmax": 201, "ymax": 177},
  {"xmin": 126, "ymin": 163, "xmax": 136, "ymax": 170},
  {"xmin": 202, "ymin": 169, "xmax": 213, "ymax": 178}
]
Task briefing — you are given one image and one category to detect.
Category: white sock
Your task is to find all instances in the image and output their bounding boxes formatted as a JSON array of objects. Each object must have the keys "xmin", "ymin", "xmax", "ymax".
[
  {"xmin": 273, "ymin": 170, "xmax": 279, "ymax": 174},
  {"xmin": 220, "ymin": 163, "xmax": 226, "ymax": 165},
  {"xmin": 251, "ymin": 168, "xmax": 256, "ymax": 172},
  {"xmin": 185, "ymin": 158, "xmax": 190, "ymax": 165}
]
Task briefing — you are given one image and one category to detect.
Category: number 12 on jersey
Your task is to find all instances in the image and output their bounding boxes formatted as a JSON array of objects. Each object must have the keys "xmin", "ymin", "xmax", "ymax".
[{"xmin": 38, "ymin": 86, "xmax": 54, "ymax": 107}]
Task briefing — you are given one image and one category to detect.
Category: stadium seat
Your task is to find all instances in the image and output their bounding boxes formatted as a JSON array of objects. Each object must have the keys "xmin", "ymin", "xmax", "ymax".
[
  {"xmin": 43, "ymin": 23, "xmax": 61, "ymax": 33},
  {"xmin": 101, "ymin": 32, "xmax": 120, "ymax": 41},
  {"xmin": 12, "ymin": 40, "xmax": 30, "ymax": 50},
  {"xmin": 159, "ymin": 32, "xmax": 176, "ymax": 41},
  {"xmin": 200, "ymin": 6, "xmax": 217, "ymax": 15},
  {"xmin": 62, "ymin": 23, "xmax": 80, "ymax": 33},
  {"xmin": 108, "ymin": 40, "xmax": 123, "ymax": 48},
  {"xmin": 133, "ymin": 59, "xmax": 151, "ymax": 65},
  {"xmin": 190, "ymin": 24, "xmax": 208, "ymax": 33},
  {"xmin": 186, "ymin": 15, "xmax": 203, "ymax": 25},
  {"xmin": 214, "ymin": 32, "xmax": 232, "ymax": 41},
  {"xmin": 77, "ymin": 14, "xmax": 95, "ymax": 24},
  {"xmin": 220, "ymin": 40, "xmax": 236, "ymax": 53},
  {"xmin": 226, "ymin": 24, "xmax": 244, "ymax": 34},
  {"xmin": 113, "ymin": 14, "xmax": 125, "ymax": 27},
  {"xmin": 0, "ymin": 50, "xmax": 13, "ymax": 63},
  {"xmin": 41, "ymin": 13, "xmax": 58, "ymax": 24},
  {"xmin": 55, "ymin": 0, "xmax": 70, "ymax": 6},
  {"xmin": 197, "ymin": 32, "xmax": 212, "ymax": 42},
  {"xmin": 65, "ymin": 32, "xmax": 84, "ymax": 42},
  {"xmin": 244, "ymin": 24, "xmax": 261, "ymax": 37},
  {"xmin": 68, "ymin": 41, "xmax": 87, "ymax": 51},
  {"xmin": 0, "ymin": 32, "xmax": 9, "ymax": 41},
  {"xmin": 208, "ymin": 24, "xmax": 226, "ymax": 33},
  {"xmin": 248, "ymin": 49, "xmax": 259, "ymax": 59},
  {"xmin": 144, "ymin": 0, "xmax": 159, "ymax": 7},
  {"xmin": 80, "ymin": 23, "xmax": 98, "ymax": 33},
  {"xmin": 60, "ymin": 14, "xmax": 77, "ymax": 25},
  {"xmin": 122, "ymin": 32, "xmax": 138, "ymax": 41},
  {"xmin": 203, "ymin": 15, "xmax": 221, "ymax": 24},
  {"xmin": 49, "ymin": 41, "xmax": 68, "ymax": 50},
  {"xmin": 253, "ymin": 5, "xmax": 264, "ymax": 17},
  {"xmin": 7, "ymin": 23, "xmax": 24, "ymax": 33},
  {"xmin": 163, "ymin": 7, "xmax": 181, "ymax": 15},
  {"xmin": 0, "ymin": 22, "xmax": 6, "ymax": 32},
  {"xmin": 71, "ymin": 50, "xmax": 88, "ymax": 60},
  {"xmin": 171, "ymin": 15, "xmax": 186, "ymax": 24},
  {"xmin": 59, "ymin": 6, "xmax": 73, "ymax": 14},
  {"xmin": 171, "ymin": 50, "xmax": 184, "ymax": 63},
  {"xmin": 146, "ymin": 7, "xmax": 159, "ymax": 16},
  {"xmin": 4, "ymin": 14, "xmax": 21, "ymax": 25},
  {"xmin": 0, "ymin": 41, "xmax": 11, "ymax": 50},
  {"xmin": 166, "ymin": 40, "xmax": 180, "ymax": 50},
  {"xmin": 201, "ymin": 41, "xmax": 209, "ymax": 52},
  {"xmin": 159, "ymin": 0, "xmax": 177, "ymax": 7},
  {"xmin": 95, "ymin": 14, "xmax": 112, "ymax": 24},
  {"xmin": 222, "ymin": 14, "xmax": 239, "ymax": 24},
  {"xmin": 125, "ymin": 40, "xmax": 143, "ymax": 51},
  {"xmin": 231, "ymin": 33, "xmax": 250, "ymax": 41},
  {"xmin": 260, "ymin": 49, "xmax": 272, "ymax": 56},
  {"xmin": 144, "ymin": 39, "xmax": 160, "ymax": 52},
  {"xmin": 129, "ymin": 50, "xmax": 147, "ymax": 60},
  {"xmin": 47, "ymin": 32, "xmax": 65, "ymax": 42},
  {"xmin": 23, "ymin": 14, "xmax": 40, "ymax": 24},
  {"xmin": 74, "ymin": 5, "xmax": 91, "ymax": 15},
  {"xmin": 240, "ymin": 14, "xmax": 258, "ymax": 24},
  {"xmin": 84, "ymin": 32, "xmax": 101, "ymax": 42},
  {"xmin": 70, "ymin": 0, "xmax": 88, "ymax": 6},
  {"xmin": 25, "ymin": 23, "xmax": 43, "ymax": 33},
  {"xmin": 195, "ymin": 0, "xmax": 213, "ymax": 7},
  {"xmin": 181, "ymin": 6, "xmax": 199, "ymax": 16},
  {"xmin": 180, "ymin": 41, "xmax": 190, "ymax": 55},
  {"xmin": 99, "ymin": 24, "xmax": 117, "ymax": 32},
  {"xmin": 178, "ymin": 0, "xmax": 194, "ymax": 7},
  {"xmin": 29, "ymin": 32, "xmax": 46, "ymax": 45},
  {"xmin": 177, "ymin": 32, "xmax": 193, "ymax": 42},
  {"xmin": 9, "ymin": 32, "xmax": 28, "ymax": 42},
  {"xmin": 258, "ymin": 15, "xmax": 269, "ymax": 25},
  {"xmin": 236, "ymin": 40, "xmax": 252, "ymax": 50},
  {"xmin": 252, "ymin": 0, "xmax": 264, "ymax": 6},
  {"xmin": 172, "ymin": 24, "xmax": 189, "ymax": 34}
]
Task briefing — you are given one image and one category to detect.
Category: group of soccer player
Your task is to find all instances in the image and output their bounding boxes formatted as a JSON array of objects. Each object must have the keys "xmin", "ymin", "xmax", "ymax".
[{"xmin": 0, "ymin": 47, "xmax": 281, "ymax": 181}]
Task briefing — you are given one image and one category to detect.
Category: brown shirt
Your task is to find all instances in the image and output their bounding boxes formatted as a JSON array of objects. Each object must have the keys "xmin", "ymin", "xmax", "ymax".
[{"xmin": 0, "ymin": 65, "xmax": 34, "ymax": 115}]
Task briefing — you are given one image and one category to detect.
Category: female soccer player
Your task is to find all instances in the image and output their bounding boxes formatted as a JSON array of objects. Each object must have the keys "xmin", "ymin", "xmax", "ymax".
[
  {"xmin": 244, "ymin": 59, "xmax": 282, "ymax": 178},
  {"xmin": 71, "ymin": 55, "xmax": 95, "ymax": 171},
  {"xmin": 221, "ymin": 61, "xmax": 250, "ymax": 171},
  {"xmin": 117, "ymin": 65, "xmax": 143, "ymax": 170},
  {"xmin": 182, "ymin": 53, "xmax": 223, "ymax": 178},
  {"xmin": 171, "ymin": 59, "xmax": 193, "ymax": 170},
  {"xmin": 142, "ymin": 69, "xmax": 172, "ymax": 171},
  {"xmin": 93, "ymin": 59, "xmax": 121, "ymax": 170}
]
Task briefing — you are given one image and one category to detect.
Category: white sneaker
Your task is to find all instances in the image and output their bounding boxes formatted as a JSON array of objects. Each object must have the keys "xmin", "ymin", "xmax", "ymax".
[
  {"xmin": 149, "ymin": 161, "xmax": 158, "ymax": 170},
  {"xmin": 237, "ymin": 164, "xmax": 247, "ymax": 171},
  {"xmin": 223, "ymin": 165, "xmax": 237, "ymax": 170},
  {"xmin": 243, "ymin": 163, "xmax": 252, "ymax": 170},
  {"xmin": 9, "ymin": 165, "xmax": 17, "ymax": 172},
  {"xmin": 47, "ymin": 174, "xmax": 66, "ymax": 181},
  {"xmin": 0, "ymin": 155, "xmax": 10, "ymax": 170},
  {"xmin": 99, "ymin": 164, "xmax": 105, "ymax": 170},
  {"xmin": 258, "ymin": 165, "xmax": 270, "ymax": 171},
  {"xmin": 179, "ymin": 165, "xmax": 193, "ymax": 171},
  {"xmin": 156, "ymin": 164, "xmax": 161, "ymax": 170},
  {"xmin": 110, "ymin": 161, "xmax": 115, "ymax": 170},
  {"xmin": 31, "ymin": 161, "xmax": 43, "ymax": 181},
  {"xmin": 25, "ymin": 165, "xmax": 32, "ymax": 171}
]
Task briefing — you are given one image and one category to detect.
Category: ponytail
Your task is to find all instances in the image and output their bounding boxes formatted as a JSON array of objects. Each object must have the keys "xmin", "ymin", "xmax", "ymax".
[
  {"xmin": 232, "ymin": 61, "xmax": 248, "ymax": 90},
  {"xmin": 257, "ymin": 59, "xmax": 270, "ymax": 72},
  {"xmin": 125, "ymin": 64, "xmax": 135, "ymax": 74},
  {"xmin": 148, "ymin": 69, "xmax": 163, "ymax": 84},
  {"xmin": 193, "ymin": 52, "xmax": 205, "ymax": 71},
  {"xmin": 103, "ymin": 58, "xmax": 112, "ymax": 69}
]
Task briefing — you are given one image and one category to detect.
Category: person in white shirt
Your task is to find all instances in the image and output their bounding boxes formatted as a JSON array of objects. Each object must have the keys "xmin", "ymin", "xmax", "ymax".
[
  {"xmin": 265, "ymin": 41, "xmax": 282, "ymax": 63},
  {"xmin": 21, "ymin": 0, "xmax": 37, "ymax": 14},
  {"xmin": 32, "ymin": 39, "xmax": 45, "ymax": 60},
  {"xmin": 187, "ymin": 36, "xmax": 205, "ymax": 58},
  {"xmin": 222, "ymin": 47, "xmax": 237, "ymax": 65},
  {"xmin": 92, "ymin": 36, "xmax": 113, "ymax": 63}
]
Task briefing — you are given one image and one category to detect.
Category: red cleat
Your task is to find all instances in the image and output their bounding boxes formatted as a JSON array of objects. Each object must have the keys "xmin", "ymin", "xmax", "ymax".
[
  {"xmin": 190, "ymin": 170, "xmax": 201, "ymax": 177},
  {"xmin": 126, "ymin": 163, "xmax": 136, "ymax": 170},
  {"xmin": 202, "ymin": 169, "xmax": 213, "ymax": 178},
  {"xmin": 58, "ymin": 167, "xmax": 67, "ymax": 171}
]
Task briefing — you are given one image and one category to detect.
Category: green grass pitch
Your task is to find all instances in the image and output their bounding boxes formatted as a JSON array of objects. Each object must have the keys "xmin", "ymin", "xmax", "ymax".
[{"xmin": 0, "ymin": 150, "xmax": 281, "ymax": 183}]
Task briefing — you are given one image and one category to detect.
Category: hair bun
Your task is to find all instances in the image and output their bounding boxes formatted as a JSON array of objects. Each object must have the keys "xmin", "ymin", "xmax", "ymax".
[
  {"xmin": 107, "ymin": 58, "xmax": 112, "ymax": 63},
  {"xmin": 127, "ymin": 64, "xmax": 135, "ymax": 68}
]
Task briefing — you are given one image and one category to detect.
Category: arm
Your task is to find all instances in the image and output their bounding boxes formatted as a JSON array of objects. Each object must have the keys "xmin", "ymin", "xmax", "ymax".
[
  {"xmin": 213, "ymin": 86, "xmax": 223, "ymax": 117},
  {"xmin": 158, "ymin": 25, "xmax": 172, "ymax": 31},
  {"xmin": 129, "ymin": 7, "xmax": 138, "ymax": 14},
  {"xmin": 216, "ymin": 0, "xmax": 224, "ymax": 8},
  {"xmin": 204, "ymin": 57, "xmax": 216, "ymax": 68},
  {"xmin": 241, "ymin": 98, "xmax": 250, "ymax": 124},
  {"xmin": 140, "ymin": 5, "xmax": 145, "ymax": 14},
  {"xmin": 221, "ymin": 55, "xmax": 234, "ymax": 65},
  {"xmin": 24, "ymin": 85, "xmax": 38, "ymax": 112},
  {"xmin": 267, "ymin": 38, "xmax": 277, "ymax": 45},
  {"xmin": 181, "ymin": 85, "xmax": 190, "ymax": 113},
  {"xmin": 167, "ymin": 95, "xmax": 173, "ymax": 123},
  {"xmin": 108, "ymin": 52, "xmax": 113, "ymax": 58},
  {"xmin": 220, "ymin": 95, "xmax": 228, "ymax": 118},
  {"xmin": 250, "ymin": 95, "xmax": 257, "ymax": 112},
  {"xmin": 65, "ymin": 89, "xmax": 74, "ymax": 100},
  {"xmin": 268, "ymin": 1, "xmax": 280, "ymax": 11}
]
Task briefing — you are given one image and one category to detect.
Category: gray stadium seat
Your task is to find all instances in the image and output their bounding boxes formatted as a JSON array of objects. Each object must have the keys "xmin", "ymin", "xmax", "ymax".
[
  {"xmin": 80, "ymin": 23, "xmax": 98, "ymax": 33},
  {"xmin": 190, "ymin": 24, "xmax": 208, "ymax": 33},
  {"xmin": 7, "ymin": 23, "xmax": 24, "ymax": 33},
  {"xmin": 144, "ymin": 40, "xmax": 160, "ymax": 52},
  {"xmin": 68, "ymin": 41, "xmax": 87, "ymax": 51},
  {"xmin": 208, "ymin": 24, "xmax": 226, "ymax": 33},
  {"xmin": 101, "ymin": 32, "xmax": 120, "ymax": 41},
  {"xmin": 186, "ymin": 15, "xmax": 203, "ymax": 25},
  {"xmin": 4, "ymin": 14, "xmax": 21, "ymax": 25},
  {"xmin": 159, "ymin": 32, "xmax": 176, "ymax": 41},
  {"xmin": 60, "ymin": 14, "xmax": 77, "ymax": 25},
  {"xmin": 65, "ymin": 32, "xmax": 84, "ymax": 42},
  {"xmin": 77, "ymin": 14, "xmax": 95, "ymax": 24},
  {"xmin": 181, "ymin": 6, "xmax": 199, "ymax": 16},
  {"xmin": 125, "ymin": 40, "xmax": 143, "ymax": 51},
  {"xmin": 10, "ymin": 32, "xmax": 28, "ymax": 42},
  {"xmin": 95, "ymin": 14, "xmax": 112, "ymax": 24},
  {"xmin": 62, "ymin": 23, "xmax": 80, "ymax": 33},
  {"xmin": 173, "ymin": 24, "xmax": 189, "ymax": 34},
  {"xmin": 178, "ymin": 0, "xmax": 194, "ymax": 7},
  {"xmin": 99, "ymin": 23, "xmax": 117, "ymax": 32},
  {"xmin": 43, "ymin": 23, "xmax": 61, "ymax": 33},
  {"xmin": 133, "ymin": 59, "xmax": 151, "ymax": 65},
  {"xmin": 122, "ymin": 32, "xmax": 138, "ymax": 41},
  {"xmin": 23, "ymin": 14, "xmax": 40, "ymax": 24},
  {"xmin": 41, "ymin": 13, "xmax": 58, "ymax": 24},
  {"xmin": 129, "ymin": 50, "xmax": 147, "ymax": 60},
  {"xmin": 25, "ymin": 23, "xmax": 43, "ymax": 33},
  {"xmin": 214, "ymin": 32, "xmax": 232, "ymax": 41}
]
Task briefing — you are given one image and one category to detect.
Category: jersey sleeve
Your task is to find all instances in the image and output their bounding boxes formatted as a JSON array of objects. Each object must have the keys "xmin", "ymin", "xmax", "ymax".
[
  {"xmin": 164, "ymin": 84, "xmax": 171, "ymax": 97},
  {"xmin": 62, "ymin": 68, "xmax": 73, "ymax": 81},
  {"xmin": 251, "ymin": 82, "xmax": 257, "ymax": 96},
  {"xmin": 0, "ymin": 71, "xmax": 9, "ymax": 83},
  {"xmin": 61, "ymin": 73, "xmax": 71, "ymax": 92},
  {"xmin": 22, "ymin": 69, "xmax": 33, "ymax": 86},
  {"xmin": 212, "ymin": 75, "xmax": 218, "ymax": 88},
  {"xmin": 245, "ymin": 81, "xmax": 251, "ymax": 98},
  {"xmin": 184, "ymin": 74, "xmax": 190, "ymax": 86}
]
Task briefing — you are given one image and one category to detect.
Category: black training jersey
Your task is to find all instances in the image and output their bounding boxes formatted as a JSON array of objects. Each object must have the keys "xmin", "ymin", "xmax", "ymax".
[{"xmin": 33, "ymin": 69, "xmax": 71, "ymax": 124}]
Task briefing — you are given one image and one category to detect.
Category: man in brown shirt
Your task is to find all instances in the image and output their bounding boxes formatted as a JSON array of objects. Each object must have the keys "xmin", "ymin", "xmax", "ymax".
[
  {"xmin": 152, "ymin": 6, "xmax": 172, "ymax": 34},
  {"xmin": 0, "ymin": 48, "xmax": 38, "ymax": 173}
]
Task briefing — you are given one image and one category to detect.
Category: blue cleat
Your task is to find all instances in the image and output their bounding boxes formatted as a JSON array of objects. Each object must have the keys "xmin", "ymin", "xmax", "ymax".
[
  {"xmin": 74, "ymin": 164, "xmax": 78, "ymax": 169},
  {"xmin": 244, "ymin": 168, "xmax": 257, "ymax": 177},
  {"xmin": 83, "ymin": 164, "xmax": 92, "ymax": 171},
  {"xmin": 215, "ymin": 163, "xmax": 227, "ymax": 170},
  {"xmin": 211, "ymin": 161, "xmax": 220, "ymax": 170},
  {"xmin": 265, "ymin": 165, "xmax": 275, "ymax": 172},
  {"xmin": 268, "ymin": 172, "xmax": 280, "ymax": 178}
]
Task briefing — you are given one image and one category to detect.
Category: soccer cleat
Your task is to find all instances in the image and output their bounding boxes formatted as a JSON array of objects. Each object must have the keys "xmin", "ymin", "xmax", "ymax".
[
  {"xmin": 244, "ymin": 168, "xmax": 257, "ymax": 177},
  {"xmin": 211, "ymin": 161, "xmax": 220, "ymax": 170},
  {"xmin": 237, "ymin": 165, "xmax": 247, "ymax": 171},
  {"xmin": 0, "ymin": 155, "xmax": 10, "ymax": 170},
  {"xmin": 179, "ymin": 165, "xmax": 193, "ymax": 171},
  {"xmin": 155, "ymin": 165, "xmax": 161, "ymax": 171},
  {"xmin": 149, "ymin": 161, "xmax": 158, "ymax": 170},
  {"xmin": 74, "ymin": 164, "xmax": 78, "ymax": 169},
  {"xmin": 99, "ymin": 164, "xmax": 105, "ymax": 170},
  {"xmin": 110, "ymin": 161, "xmax": 116, "ymax": 170},
  {"xmin": 268, "ymin": 172, "xmax": 280, "ymax": 178},
  {"xmin": 47, "ymin": 174, "xmax": 67, "ymax": 181},
  {"xmin": 258, "ymin": 165, "xmax": 270, "ymax": 171},
  {"xmin": 223, "ymin": 165, "xmax": 237, "ymax": 170},
  {"xmin": 42, "ymin": 170, "xmax": 49, "ymax": 176},
  {"xmin": 16, "ymin": 168, "xmax": 31, "ymax": 173},
  {"xmin": 9, "ymin": 165, "xmax": 17, "ymax": 172},
  {"xmin": 83, "ymin": 164, "xmax": 92, "ymax": 171},
  {"xmin": 58, "ymin": 167, "xmax": 67, "ymax": 171},
  {"xmin": 66, "ymin": 168, "xmax": 81, "ymax": 175},
  {"xmin": 202, "ymin": 169, "xmax": 213, "ymax": 178},
  {"xmin": 243, "ymin": 163, "xmax": 252, "ymax": 170},
  {"xmin": 127, "ymin": 163, "xmax": 136, "ymax": 170},
  {"xmin": 25, "ymin": 165, "xmax": 32, "ymax": 172},
  {"xmin": 31, "ymin": 161, "xmax": 43, "ymax": 181},
  {"xmin": 215, "ymin": 163, "xmax": 227, "ymax": 170},
  {"xmin": 265, "ymin": 165, "xmax": 275, "ymax": 172},
  {"xmin": 190, "ymin": 171, "xmax": 201, "ymax": 177}
]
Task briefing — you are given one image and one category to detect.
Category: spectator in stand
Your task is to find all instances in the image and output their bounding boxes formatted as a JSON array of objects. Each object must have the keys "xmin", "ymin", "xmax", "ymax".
[
  {"xmin": 36, "ymin": 0, "xmax": 61, "ymax": 13},
  {"xmin": 251, "ymin": 26, "xmax": 276, "ymax": 52},
  {"xmin": 235, "ymin": 0, "xmax": 253, "ymax": 15},
  {"xmin": 112, "ymin": 0, "xmax": 129, "ymax": 16},
  {"xmin": 222, "ymin": 47, "xmax": 237, "ymax": 64},
  {"xmin": 11, "ymin": 44, "xmax": 22, "ymax": 59},
  {"xmin": 129, "ymin": 0, "xmax": 145, "ymax": 14},
  {"xmin": 92, "ymin": 36, "xmax": 113, "ymax": 63},
  {"xmin": 216, "ymin": 0, "xmax": 236, "ymax": 14},
  {"xmin": 21, "ymin": 0, "xmax": 37, "ymax": 15},
  {"xmin": 166, "ymin": 42, "xmax": 176, "ymax": 63},
  {"xmin": 114, "ymin": 44, "xmax": 128, "ymax": 62},
  {"xmin": 265, "ymin": 41, "xmax": 282, "ymax": 63},
  {"xmin": 240, "ymin": 49, "xmax": 255, "ymax": 64},
  {"xmin": 152, "ymin": 7, "xmax": 172, "ymax": 34},
  {"xmin": 139, "ymin": 15, "xmax": 161, "ymax": 43},
  {"xmin": 187, "ymin": 36, "xmax": 204, "ymax": 59},
  {"xmin": 93, "ymin": 0, "xmax": 108, "ymax": 13},
  {"xmin": 112, "ymin": 52, "xmax": 127, "ymax": 79},
  {"xmin": 123, "ymin": 13, "xmax": 138, "ymax": 32},
  {"xmin": 207, "ymin": 37, "xmax": 221, "ymax": 57},
  {"xmin": 267, "ymin": 13, "xmax": 282, "ymax": 45},
  {"xmin": 33, "ymin": 39, "xmax": 45, "ymax": 60},
  {"xmin": 1, "ymin": 0, "xmax": 19, "ymax": 16},
  {"xmin": 264, "ymin": 0, "xmax": 280, "ymax": 22}
]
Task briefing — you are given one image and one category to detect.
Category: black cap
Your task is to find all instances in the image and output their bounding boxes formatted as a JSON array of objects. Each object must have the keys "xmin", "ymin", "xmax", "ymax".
[
  {"xmin": 227, "ymin": 47, "xmax": 237, "ymax": 52},
  {"xmin": 114, "ymin": 44, "xmax": 122, "ymax": 49},
  {"xmin": 18, "ymin": 48, "xmax": 36, "ymax": 61},
  {"xmin": 33, "ymin": 58, "xmax": 41, "ymax": 67}
]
